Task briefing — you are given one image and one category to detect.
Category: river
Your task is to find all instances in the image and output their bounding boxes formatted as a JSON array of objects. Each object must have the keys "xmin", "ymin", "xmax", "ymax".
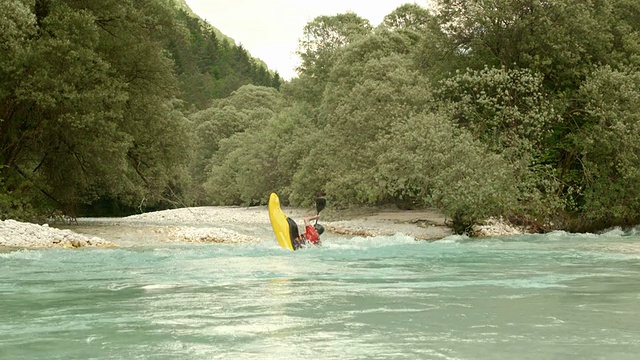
[{"xmin": 1, "ymin": 222, "xmax": 639, "ymax": 359}]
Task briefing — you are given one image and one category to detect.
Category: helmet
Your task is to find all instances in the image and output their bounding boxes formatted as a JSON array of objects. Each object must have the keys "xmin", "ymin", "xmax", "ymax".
[{"xmin": 314, "ymin": 223, "xmax": 325, "ymax": 235}]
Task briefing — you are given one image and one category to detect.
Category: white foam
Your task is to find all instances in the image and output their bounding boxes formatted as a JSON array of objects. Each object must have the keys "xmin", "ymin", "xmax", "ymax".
[
  {"xmin": 141, "ymin": 284, "xmax": 181, "ymax": 291},
  {"xmin": 0, "ymin": 249, "xmax": 43, "ymax": 260},
  {"xmin": 322, "ymin": 233, "xmax": 416, "ymax": 250},
  {"xmin": 434, "ymin": 234, "xmax": 469, "ymax": 244}
]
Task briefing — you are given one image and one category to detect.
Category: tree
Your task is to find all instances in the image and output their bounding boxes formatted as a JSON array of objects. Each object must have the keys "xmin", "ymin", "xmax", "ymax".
[
  {"xmin": 426, "ymin": 0, "xmax": 640, "ymax": 229},
  {"xmin": 381, "ymin": 3, "xmax": 433, "ymax": 36},
  {"xmin": 191, "ymin": 85, "xmax": 284, "ymax": 204},
  {"xmin": 292, "ymin": 31, "xmax": 433, "ymax": 205},
  {"xmin": 568, "ymin": 67, "xmax": 640, "ymax": 230},
  {"xmin": 377, "ymin": 111, "xmax": 520, "ymax": 233},
  {"xmin": 0, "ymin": 0, "xmax": 191, "ymax": 218},
  {"xmin": 296, "ymin": 13, "xmax": 373, "ymax": 103},
  {"xmin": 432, "ymin": 0, "xmax": 633, "ymax": 89},
  {"xmin": 438, "ymin": 67, "xmax": 560, "ymax": 159},
  {"xmin": 204, "ymin": 103, "xmax": 314, "ymax": 206}
]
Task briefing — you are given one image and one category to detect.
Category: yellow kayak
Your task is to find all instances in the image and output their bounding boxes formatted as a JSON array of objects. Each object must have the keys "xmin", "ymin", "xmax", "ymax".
[{"xmin": 268, "ymin": 193, "xmax": 298, "ymax": 251}]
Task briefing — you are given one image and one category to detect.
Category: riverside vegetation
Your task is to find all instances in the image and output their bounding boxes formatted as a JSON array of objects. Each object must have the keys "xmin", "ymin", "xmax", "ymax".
[{"xmin": 1, "ymin": 0, "xmax": 639, "ymax": 234}]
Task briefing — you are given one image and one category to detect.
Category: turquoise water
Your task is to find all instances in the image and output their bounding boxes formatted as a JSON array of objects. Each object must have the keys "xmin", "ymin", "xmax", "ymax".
[{"xmin": 2, "ymin": 228, "xmax": 640, "ymax": 359}]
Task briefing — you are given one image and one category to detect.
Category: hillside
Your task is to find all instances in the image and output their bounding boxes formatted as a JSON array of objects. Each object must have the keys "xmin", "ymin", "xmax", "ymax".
[
  {"xmin": 167, "ymin": 1, "xmax": 281, "ymax": 109},
  {"xmin": 171, "ymin": 0, "xmax": 272, "ymax": 74},
  {"xmin": 171, "ymin": 0, "xmax": 237, "ymax": 49}
]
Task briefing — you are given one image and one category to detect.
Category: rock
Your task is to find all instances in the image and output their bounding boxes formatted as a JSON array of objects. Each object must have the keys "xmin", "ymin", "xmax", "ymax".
[
  {"xmin": 166, "ymin": 226, "xmax": 259, "ymax": 244},
  {"xmin": 0, "ymin": 206, "xmax": 456, "ymax": 249},
  {"xmin": 471, "ymin": 217, "xmax": 523, "ymax": 237},
  {"xmin": 0, "ymin": 219, "xmax": 116, "ymax": 249}
]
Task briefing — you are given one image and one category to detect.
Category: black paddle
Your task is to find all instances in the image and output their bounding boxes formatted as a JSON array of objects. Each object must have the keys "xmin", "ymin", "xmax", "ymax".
[{"xmin": 315, "ymin": 197, "xmax": 326, "ymax": 224}]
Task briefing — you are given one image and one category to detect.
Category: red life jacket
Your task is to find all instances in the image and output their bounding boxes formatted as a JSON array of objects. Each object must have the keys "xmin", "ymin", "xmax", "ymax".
[{"xmin": 304, "ymin": 225, "xmax": 320, "ymax": 244}]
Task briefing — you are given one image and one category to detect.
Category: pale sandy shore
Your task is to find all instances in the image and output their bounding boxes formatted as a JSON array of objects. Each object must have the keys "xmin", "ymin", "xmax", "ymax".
[
  {"xmin": 0, "ymin": 206, "xmax": 455, "ymax": 249},
  {"xmin": 0, "ymin": 219, "xmax": 116, "ymax": 249},
  {"xmin": 2, "ymin": 207, "xmax": 639, "ymax": 254},
  {"xmin": 121, "ymin": 205, "xmax": 457, "ymax": 240},
  {"xmin": 0, "ymin": 205, "xmax": 549, "ymax": 250}
]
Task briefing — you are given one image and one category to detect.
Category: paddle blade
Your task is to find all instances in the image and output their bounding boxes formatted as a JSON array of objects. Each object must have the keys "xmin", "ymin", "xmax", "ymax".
[{"xmin": 315, "ymin": 197, "xmax": 326, "ymax": 214}]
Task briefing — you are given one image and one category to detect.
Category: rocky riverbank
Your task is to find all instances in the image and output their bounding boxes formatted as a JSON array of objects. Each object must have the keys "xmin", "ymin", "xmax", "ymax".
[
  {"xmin": 1, "ymin": 205, "xmax": 524, "ymax": 250},
  {"xmin": 0, "ymin": 219, "xmax": 116, "ymax": 249}
]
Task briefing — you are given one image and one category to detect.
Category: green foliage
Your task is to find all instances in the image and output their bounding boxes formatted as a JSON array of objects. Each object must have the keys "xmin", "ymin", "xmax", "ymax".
[
  {"xmin": 0, "ymin": 0, "xmax": 191, "ymax": 218},
  {"xmin": 189, "ymin": 85, "xmax": 284, "ymax": 203},
  {"xmin": 439, "ymin": 67, "xmax": 560, "ymax": 160},
  {"xmin": 378, "ymin": 111, "xmax": 520, "ymax": 233},
  {"xmin": 169, "ymin": 9, "xmax": 281, "ymax": 109},
  {"xmin": 568, "ymin": 67, "xmax": 640, "ymax": 229},
  {"xmin": 297, "ymin": 12, "xmax": 373, "ymax": 77},
  {"xmin": 198, "ymin": 0, "xmax": 640, "ymax": 232},
  {"xmin": 0, "ymin": 0, "xmax": 288, "ymax": 219},
  {"xmin": 213, "ymin": 84, "xmax": 284, "ymax": 114},
  {"xmin": 0, "ymin": 0, "xmax": 36, "ymax": 62},
  {"xmin": 296, "ymin": 12, "xmax": 373, "ymax": 104},
  {"xmin": 3, "ymin": 0, "xmax": 640, "ymax": 234},
  {"xmin": 379, "ymin": 3, "xmax": 434, "ymax": 45},
  {"xmin": 609, "ymin": 0, "xmax": 640, "ymax": 68},
  {"xmin": 434, "ymin": 0, "xmax": 627, "ymax": 89},
  {"xmin": 204, "ymin": 103, "xmax": 314, "ymax": 205},
  {"xmin": 301, "ymin": 31, "xmax": 433, "ymax": 206},
  {"xmin": 381, "ymin": 3, "xmax": 432, "ymax": 33},
  {"xmin": 0, "ymin": 172, "xmax": 40, "ymax": 222}
]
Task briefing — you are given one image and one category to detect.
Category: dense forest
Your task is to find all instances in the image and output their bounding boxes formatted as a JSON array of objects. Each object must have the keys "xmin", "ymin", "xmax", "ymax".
[
  {"xmin": 2, "ymin": 0, "xmax": 640, "ymax": 234},
  {"xmin": 0, "ymin": 0, "xmax": 280, "ymax": 217}
]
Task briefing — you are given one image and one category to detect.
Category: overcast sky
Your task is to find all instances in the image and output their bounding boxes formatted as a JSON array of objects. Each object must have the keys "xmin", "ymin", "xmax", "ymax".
[{"xmin": 184, "ymin": 0, "xmax": 422, "ymax": 80}]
